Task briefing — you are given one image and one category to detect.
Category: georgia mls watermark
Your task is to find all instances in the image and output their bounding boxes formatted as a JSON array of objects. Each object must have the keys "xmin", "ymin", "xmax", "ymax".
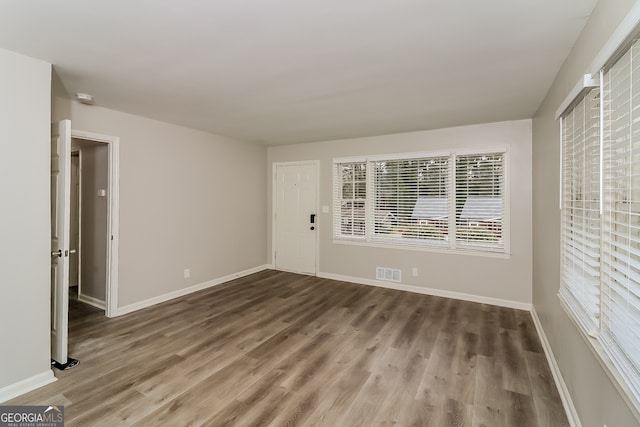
[{"xmin": 0, "ymin": 406, "xmax": 64, "ymax": 427}]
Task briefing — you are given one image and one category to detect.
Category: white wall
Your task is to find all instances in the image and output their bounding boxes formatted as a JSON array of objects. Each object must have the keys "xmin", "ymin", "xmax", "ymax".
[
  {"xmin": 268, "ymin": 119, "xmax": 532, "ymax": 306},
  {"xmin": 0, "ymin": 49, "xmax": 54, "ymax": 397},
  {"xmin": 52, "ymin": 97, "xmax": 268, "ymax": 309},
  {"xmin": 532, "ymin": 0, "xmax": 640, "ymax": 426}
]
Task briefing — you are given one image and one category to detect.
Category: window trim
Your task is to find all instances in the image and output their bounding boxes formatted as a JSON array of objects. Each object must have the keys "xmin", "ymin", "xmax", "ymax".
[
  {"xmin": 332, "ymin": 146, "xmax": 511, "ymax": 257},
  {"xmin": 333, "ymin": 237, "xmax": 511, "ymax": 259}
]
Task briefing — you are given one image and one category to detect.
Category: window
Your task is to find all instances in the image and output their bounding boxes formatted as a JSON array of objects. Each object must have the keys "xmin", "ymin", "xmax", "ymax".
[
  {"xmin": 371, "ymin": 155, "xmax": 450, "ymax": 244},
  {"xmin": 455, "ymin": 153, "xmax": 505, "ymax": 251},
  {"xmin": 560, "ymin": 37, "xmax": 640, "ymax": 407},
  {"xmin": 601, "ymin": 40, "xmax": 640, "ymax": 400},
  {"xmin": 560, "ymin": 87, "xmax": 601, "ymax": 332},
  {"xmin": 333, "ymin": 161, "xmax": 366, "ymax": 237},
  {"xmin": 333, "ymin": 149, "xmax": 508, "ymax": 255}
]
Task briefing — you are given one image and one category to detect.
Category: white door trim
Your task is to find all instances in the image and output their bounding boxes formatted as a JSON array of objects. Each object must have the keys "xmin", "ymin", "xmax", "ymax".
[
  {"xmin": 71, "ymin": 130, "xmax": 120, "ymax": 318},
  {"xmin": 272, "ymin": 160, "xmax": 320, "ymax": 275}
]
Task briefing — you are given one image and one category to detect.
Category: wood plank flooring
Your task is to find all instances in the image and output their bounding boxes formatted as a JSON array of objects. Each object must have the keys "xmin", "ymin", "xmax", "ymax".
[{"xmin": 7, "ymin": 270, "xmax": 568, "ymax": 426}]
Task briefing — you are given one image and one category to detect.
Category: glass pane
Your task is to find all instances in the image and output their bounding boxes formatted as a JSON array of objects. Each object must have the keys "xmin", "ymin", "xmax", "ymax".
[
  {"xmin": 373, "ymin": 157, "xmax": 449, "ymax": 241},
  {"xmin": 355, "ymin": 182, "xmax": 366, "ymax": 199},
  {"xmin": 455, "ymin": 154, "xmax": 504, "ymax": 245},
  {"xmin": 341, "ymin": 164, "xmax": 354, "ymax": 181},
  {"xmin": 342, "ymin": 182, "xmax": 354, "ymax": 199}
]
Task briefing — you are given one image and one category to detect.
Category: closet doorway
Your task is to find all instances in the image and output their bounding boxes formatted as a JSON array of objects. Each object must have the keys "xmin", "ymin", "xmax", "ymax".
[{"xmin": 70, "ymin": 138, "xmax": 110, "ymax": 312}]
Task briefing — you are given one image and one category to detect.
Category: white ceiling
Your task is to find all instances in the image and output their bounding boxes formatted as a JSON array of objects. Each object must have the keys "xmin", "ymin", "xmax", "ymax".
[{"xmin": 0, "ymin": 1, "xmax": 597, "ymax": 145}]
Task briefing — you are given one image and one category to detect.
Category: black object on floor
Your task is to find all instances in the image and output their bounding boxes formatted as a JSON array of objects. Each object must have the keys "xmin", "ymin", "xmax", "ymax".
[{"xmin": 51, "ymin": 357, "xmax": 79, "ymax": 370}]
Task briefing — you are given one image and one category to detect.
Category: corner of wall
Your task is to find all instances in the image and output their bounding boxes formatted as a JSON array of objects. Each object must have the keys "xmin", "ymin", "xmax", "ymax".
[{"xmin": 51, "ymin": 95, "xmax": 72, "ymax": 122}]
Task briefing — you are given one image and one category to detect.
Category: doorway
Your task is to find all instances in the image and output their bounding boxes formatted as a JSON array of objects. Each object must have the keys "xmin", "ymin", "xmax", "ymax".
[
  {"xmin": 70, "ymin": 130, "xmax": 120, "ymax": 318},
  {"xmin": 272, "ymin": 161, "xmax": 319, "ymax": 275},
  {"xmin": 70, "ymin": 139, "xmax": 109, "ymax": 312}
]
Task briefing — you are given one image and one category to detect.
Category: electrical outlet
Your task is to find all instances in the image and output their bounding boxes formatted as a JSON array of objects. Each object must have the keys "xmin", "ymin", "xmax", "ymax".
[
  {"xmin": 184, "ymin": 268, "xmax": 190, "ymax": 279},
  {"xmin": 412, "ymin": 267, "xmax": 418, "ymax": 277}
]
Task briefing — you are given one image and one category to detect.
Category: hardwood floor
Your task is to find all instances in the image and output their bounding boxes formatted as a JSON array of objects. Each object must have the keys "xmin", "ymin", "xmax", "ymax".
[{"xmin": 8, "ymin": 270, "xmax": 568, "ymax": 426}]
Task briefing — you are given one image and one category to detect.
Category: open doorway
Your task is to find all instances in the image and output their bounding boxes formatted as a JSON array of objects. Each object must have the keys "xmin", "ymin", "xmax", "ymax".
[
  {"xmin": 69, "ymin": 139, "xmax": 109, "ymax": 313},
  {"xmin": 70, "ymin": 130, "xmax": 120, "ymax": 319}
]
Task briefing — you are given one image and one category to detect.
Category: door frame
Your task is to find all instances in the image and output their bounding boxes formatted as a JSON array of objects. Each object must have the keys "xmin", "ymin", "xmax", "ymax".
[
  {"xmin": 71, "ymin": 130, "xmax": 120, "ymax": 318},
  {"xmin": 271, "ymin": 160, "xmax": 320, "ymax": 275}
]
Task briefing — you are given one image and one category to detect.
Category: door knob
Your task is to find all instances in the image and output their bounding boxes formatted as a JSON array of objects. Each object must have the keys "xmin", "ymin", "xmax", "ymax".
[
  {"xmin": 51, "ymin": 249, "xmax": 62, "ymax": 258},
  {"xmin": 69, "ymin": 249, "xmax": 77, "ymax": 254}
]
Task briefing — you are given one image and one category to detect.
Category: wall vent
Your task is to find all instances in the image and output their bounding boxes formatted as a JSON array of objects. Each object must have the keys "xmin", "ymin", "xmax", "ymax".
[{"xmin": 376, "ymin": 267, "xmax": 401, "ymax": 283}]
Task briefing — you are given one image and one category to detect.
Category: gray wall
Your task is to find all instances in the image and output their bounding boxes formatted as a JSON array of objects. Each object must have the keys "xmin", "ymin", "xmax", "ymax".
[
  {"xmin": 532, "ymin": 0, "xmax": 640, "ymax": 425},
  {"xmin": 79, "ymin": 142, "xmax": 109, "ymax": 302},
  {"xmin": 268, "ymin": 119, "xmax": 533, "ymax": 306},
  {"xmin": 0, "ymin": 49, "xmax": 53, "ymax": 394},
  {"xmin": 52, "ymin": 97, "xmax": 268, "ymax": 308}
]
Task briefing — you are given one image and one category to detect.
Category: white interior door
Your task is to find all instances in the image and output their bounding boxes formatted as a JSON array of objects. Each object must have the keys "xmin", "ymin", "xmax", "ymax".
[
  {"xmin": 51, "ymin": 120, "xmax": 71, "ymax": 364},
  {"xmin": 274, "ymin": 163, "xmax": 318, "ymax": 275}
]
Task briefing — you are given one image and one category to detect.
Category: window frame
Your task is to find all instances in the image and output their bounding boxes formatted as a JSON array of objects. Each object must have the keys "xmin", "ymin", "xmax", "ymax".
[{"xmin": 332, "ymin": 147, "xmax": 510, "ymax": 258}]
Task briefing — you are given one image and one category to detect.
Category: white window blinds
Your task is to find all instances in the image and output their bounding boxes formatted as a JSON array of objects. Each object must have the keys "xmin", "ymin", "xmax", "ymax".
[
  {"xmin": 332, "ymin": 149, "xmax": 508, "ymax": 255},
  {"xmin": 334, "ymin": 161, "xmax": 367, "ymax": 238},
  {"xmin": 560, "ymin": 37, "xmax": 640, "ymax": 407},
  {"xmin": 601, "ymin": 39, "xmax": 640, "ymax": 399},
  {"xmin": 371, "ymin": 156, "xmax": 449, "ymax": 245},
  {"xmin": 560, "ymin": 87, "xmax": 601, "ymax": 331},
  {"xmin": 455, "ymin": 153, "xmax": 505, "ymax": 251}
]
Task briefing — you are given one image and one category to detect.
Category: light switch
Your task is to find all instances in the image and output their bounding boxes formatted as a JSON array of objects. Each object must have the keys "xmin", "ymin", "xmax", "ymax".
[
  {"xmin": 97, "ymin": 189, "xmax": 106, "ymax": 197},
  {"xmin": 321, "ymin": 205, "xmax": 329, "ymax": 214}
]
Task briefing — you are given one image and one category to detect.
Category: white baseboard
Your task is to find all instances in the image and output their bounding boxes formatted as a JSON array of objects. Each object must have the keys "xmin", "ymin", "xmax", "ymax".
[
  {"xmin": 78, "ymin": 293, "xmax": 106, "ymax": 310},
  {"xmin": 531, "ymin": 307, "xmax": 582, "ymax": 427},
  {"xmin": 0, "ymin": 370, "xmax": 56, "ymax": 404},
  {"xmin": 116, "ymin": 264, "xmax": 271, "ymax": 316},
  {"xmin": 317, "ymin": 271, "xmax": 531, "ymax": 311}
]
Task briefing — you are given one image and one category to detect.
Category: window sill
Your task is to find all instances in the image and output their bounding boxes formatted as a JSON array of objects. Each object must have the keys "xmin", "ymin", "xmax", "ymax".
[
  {"xmin": 332, "ymin": 238, "xmax": 511, "ymax": 259},
  {"xmin": 557, "ymin": 294, "xmax": 640, "ymax": 422}
]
